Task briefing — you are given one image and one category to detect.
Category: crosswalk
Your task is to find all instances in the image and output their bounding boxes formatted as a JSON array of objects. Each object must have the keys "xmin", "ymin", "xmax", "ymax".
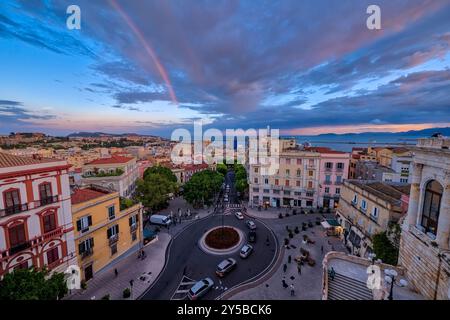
[
  {"xmin": 223, "ymin": 203, "xmax": 242, "ymax": 215},
  {"xmin": 171, "ymin": 275, "xmax": 197, "ymax": 300}
]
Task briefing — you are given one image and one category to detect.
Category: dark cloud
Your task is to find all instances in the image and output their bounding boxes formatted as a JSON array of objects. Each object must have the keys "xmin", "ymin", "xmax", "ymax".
[{"xmin": 0, "ymin": 100, "xmax": 56, "ymax": 124}]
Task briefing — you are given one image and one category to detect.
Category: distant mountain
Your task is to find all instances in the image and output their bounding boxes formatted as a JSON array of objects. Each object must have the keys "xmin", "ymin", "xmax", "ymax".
[{"xmin": 301, "ymin": 127, "xmax": 450, "ymax": 138}]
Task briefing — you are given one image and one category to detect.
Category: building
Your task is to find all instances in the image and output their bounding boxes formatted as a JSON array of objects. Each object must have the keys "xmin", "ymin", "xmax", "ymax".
[
  {"xmin": 349, "ymin": 147, "xmax": 377, "ymax": 179},
  {"xmin": 305, "ymin": 147, "xmax": 350, "ymax": 209},
  {"xmin": 0, "ymin": 153, "xmax": 76, "ymax": 277},
  {"xmin": 336, "ymin": 180, "xmax": 410, "ymax": 258},
  {"xmin": 398, "ymin": 137, "xmax": 450, "ymax": 300},
  {"xmin": 249, "ymin": 144, "xmax": 321, "ymax": 208},
  {"xmin": 71, "ymin": 186, "xmax": 143, "ymax": 281},
  {"xmin": 81, "ymin": 155, "xmax": 138, "ymax": 198}
]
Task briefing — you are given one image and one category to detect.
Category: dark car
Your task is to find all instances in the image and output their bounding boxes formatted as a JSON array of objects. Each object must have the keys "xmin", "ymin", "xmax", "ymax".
[
  {"xmin": 216, "ymin": 258, "xmax": 237, "ymax": 277},
  {"xmin": 248, "ymin": 230, "xmax": 257, "ymax": 243},
  {"xmin": 188, "ymin": 278, "xmax": 214, "ymax": 300}
]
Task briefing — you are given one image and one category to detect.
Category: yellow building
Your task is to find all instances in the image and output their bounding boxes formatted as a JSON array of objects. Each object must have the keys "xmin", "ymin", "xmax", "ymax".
[{"xmin": 71, "ymin": 185, "xmax": 143, "ymax": 281}]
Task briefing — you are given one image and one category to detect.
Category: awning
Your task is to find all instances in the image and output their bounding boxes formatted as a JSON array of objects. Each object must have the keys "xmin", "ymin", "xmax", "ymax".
[
  {"xmin": 143, "ymin": 229, "xmax": 157, "ymax": 239},
  {"xmin": 326, "ymin": 219, "xmax": 341, "ymax": 227},
  {"xmin": 321, "ymin": 221, "xmax": 332, "ymax": 229}
]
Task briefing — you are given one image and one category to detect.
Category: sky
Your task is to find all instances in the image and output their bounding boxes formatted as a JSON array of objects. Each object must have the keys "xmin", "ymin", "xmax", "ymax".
[{"xmin": 0, "ymin": 0, "xmax": 450, "ymax": 138}]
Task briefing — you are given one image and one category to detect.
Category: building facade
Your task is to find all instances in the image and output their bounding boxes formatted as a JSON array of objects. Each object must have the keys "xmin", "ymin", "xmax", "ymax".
[
  {"xmin": 336, "ymin": 180, "xmax": 410, "ymax": 258},
  {"xmin": 81, "ymin": 155, "xmax": 139, "ymax": 198},
  {"xmin": 0, "ymin": 153, "xmax": 76, "ymax": 277},
  {"xmin": 71, "ymin": 186, "xmax": 143, "ymax": 281},
  {"xmin": 399, "ymin": 137, "xmax": 450, "ymax": 300}
]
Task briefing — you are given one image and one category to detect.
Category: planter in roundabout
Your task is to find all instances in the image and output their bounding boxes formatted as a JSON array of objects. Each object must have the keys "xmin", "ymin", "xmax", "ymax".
[{"xmin": 199, "ymin": 226, "xmax": 245, "ymax": 255}]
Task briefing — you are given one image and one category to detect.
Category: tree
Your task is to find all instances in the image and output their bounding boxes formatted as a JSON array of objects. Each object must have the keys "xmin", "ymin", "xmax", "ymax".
[
  {"xmin": 0, "ymin": 268, "xmax": 67, "ymax": 300},
  {"xmin": 372, "ymin": 232, "xmax": 399, "ymax": 265},
  {"xmin": 143, "ymin": 165, "xmax": 177, "ymax": 183},
  {"xmin": 216, "ymin": 163, "xmax": 228, "ymax": 176},
  {"xmin": 233, "ymin": 164, "xmax": 248, "ymax": 196},
  {"xmin": 183, "ymin": 170, "xmax": 224, "ymax": 208},
  {"xmin": 136, "ymin": 173, "xmax": 177, "ymax": 211}
]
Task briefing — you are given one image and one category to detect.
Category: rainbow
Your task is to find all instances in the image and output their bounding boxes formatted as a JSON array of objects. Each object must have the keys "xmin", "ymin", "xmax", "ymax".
[{"xmin": 108, "ymin": 0, "xmax": 178, "ymax": 106}]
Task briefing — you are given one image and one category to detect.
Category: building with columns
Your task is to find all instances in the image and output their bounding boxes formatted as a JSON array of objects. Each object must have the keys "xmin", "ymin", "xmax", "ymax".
[{"xmin": 399, "ymin": 137, "xmax": 450, "ymax": 300}]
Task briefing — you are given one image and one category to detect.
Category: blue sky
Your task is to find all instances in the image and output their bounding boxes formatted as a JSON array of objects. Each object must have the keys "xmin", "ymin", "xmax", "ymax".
[{"xmin": 0, "ymin": 0, "xmax": 449, "ymax": 137}]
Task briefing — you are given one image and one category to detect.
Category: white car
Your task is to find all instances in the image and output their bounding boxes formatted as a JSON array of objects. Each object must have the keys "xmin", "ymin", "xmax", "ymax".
[
  {"xmin": 240, "ymin": 244, "xmax": 253, "ymax": 258},
  {"xmin": 235, "ymin": 211, "xmax": 244, "ymax": 220},
  {"xmin": 188, "ymin": 278, "xmax": 214, "ymax": 300},
  {"xmin": 246, "ymin": 220, "xmax": 257, "ymax": 230}
]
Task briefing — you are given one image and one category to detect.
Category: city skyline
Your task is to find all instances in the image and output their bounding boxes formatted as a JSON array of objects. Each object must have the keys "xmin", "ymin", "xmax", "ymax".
[{"xmin": 1, "ymin": 0, "xmax": 450, "ymax": 137}]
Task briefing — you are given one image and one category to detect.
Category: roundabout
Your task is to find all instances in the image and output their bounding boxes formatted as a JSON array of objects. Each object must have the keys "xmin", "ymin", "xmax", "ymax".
[{"xmin": 199, "ymin": 226, "xmax": 245, "ymax": 255}]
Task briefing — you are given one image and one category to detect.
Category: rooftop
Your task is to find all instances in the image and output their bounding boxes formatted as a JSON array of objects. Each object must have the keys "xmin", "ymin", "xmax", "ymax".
[
  {"xmin": 71, "ymin": 186, "xmax": 112, "ymax": 205},
  {"xmin": 303, "ymin": 146, "xmax": 348, "ymax": 154},
  {"xmin": 85, "ymin": 155, "xmax": 134, "ymax": 165},
  {"xmin": 346, "ymin": 180, "xmax": 410, "ymax": 205},
  {"xmin": 0, "ymin": 152, "xmax": 59, "ymax": 168}
]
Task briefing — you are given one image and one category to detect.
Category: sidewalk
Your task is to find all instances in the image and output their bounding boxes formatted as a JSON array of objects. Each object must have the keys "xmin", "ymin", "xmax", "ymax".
[
  {"xmin": 66, "ymin": 233, "xmax": 171, "ymax": 300},
  {"xmin": 245, "ymin": 206, "xmax": 333, "ymax": 219}
]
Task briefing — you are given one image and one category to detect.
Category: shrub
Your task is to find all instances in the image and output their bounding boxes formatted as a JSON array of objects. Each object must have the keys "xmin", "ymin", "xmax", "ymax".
[
  {"xmin": 279, "ymin": 213, "xmax": 283, "ymax": 219},
  {"xmin": 81, "ymin": 280, "xmax": 87, "ymax": 290},
  {"xmin": 101, "ymin": 294, "xmax": 110, "ymax": 300},
  {"xmin": 373, "ymin": 232, "xmax": 399, "ymax": 265},
  {"xmin": 294, "ymin": 226, "xmax": 299, "ymax": 234},
  {"xmin": 123, "ymin": 288, "xmax": 131, "ymax": 299}
]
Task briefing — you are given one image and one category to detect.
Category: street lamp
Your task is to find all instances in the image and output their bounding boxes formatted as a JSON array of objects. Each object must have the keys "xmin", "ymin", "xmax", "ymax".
[{"xmin": 384, "ymin": 269, "xmax": 407, "ymax": 300}]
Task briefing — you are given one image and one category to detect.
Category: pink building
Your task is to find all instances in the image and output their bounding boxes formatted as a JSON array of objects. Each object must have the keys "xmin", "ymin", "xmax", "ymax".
[{"xmin": 306, "ymin": 147, "xmax": 350, "ymax": 209}]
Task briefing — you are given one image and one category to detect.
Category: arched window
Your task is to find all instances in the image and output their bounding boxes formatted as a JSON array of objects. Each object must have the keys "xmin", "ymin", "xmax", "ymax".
[{"xmin": 421, "ymin": 180, "xmax": 443, "ymax": 235}]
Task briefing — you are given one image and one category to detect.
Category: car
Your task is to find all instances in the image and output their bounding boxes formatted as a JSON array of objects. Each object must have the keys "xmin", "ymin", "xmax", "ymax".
[
  {"xmin": 246, "ymin": 220, "xmax": 257, "ymax": 230},
  {"xmin": 188, "ymin": 278, "xmax": 214, "ymax": 300},
  {"xmin": 216, "ymin": 258, "xmax": 237, "ymax": 277},
  {"xmin": 235, "ymin": 211, "xmax": 244, "ymax": 220},
  {"xmin": 149, "ymin": 214, "xmax": 172, "ymax": 226},
  {"xmin": 248, "ymin": 230, "xmax": 256, "ymax": 243},
  {"xmin": 240, "ymin": 244, "xmax": 253, "ymax": 258}
]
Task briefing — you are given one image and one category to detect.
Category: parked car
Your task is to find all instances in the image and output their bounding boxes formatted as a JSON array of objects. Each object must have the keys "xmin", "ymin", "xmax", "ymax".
[
  {"xmin": 188, "ymin": 278, "xmax": 214, "ymax": 300},
  {"xmin": 149, "ymin": 214, "xmax": 172, "ymax": 226},
  {"xmin": 235, "ymin": 211, "xmax": 244, "ymax": 220},
  {"xmin": 246, "ymin": 220, "xmax": 257, "ymax": 230},
  {"xmin": 240, "ymin": 244, "xmax": 253, "ymax": 258},
  {"xmin": 216, "ymin": 258, "xmax": 237, "ymax": 277},
  {"xmin": 248, "ymin": 230, "xmax": 256, "ymax": 243}
]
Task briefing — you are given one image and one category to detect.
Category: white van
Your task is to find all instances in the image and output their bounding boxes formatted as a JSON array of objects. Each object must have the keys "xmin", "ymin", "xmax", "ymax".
[{"xmin": 150, "ymin": 214, "xmax": 172, "ymax": 226}]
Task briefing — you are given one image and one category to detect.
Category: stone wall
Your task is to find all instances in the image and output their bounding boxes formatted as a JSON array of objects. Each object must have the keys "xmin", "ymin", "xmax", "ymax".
[{"xmin": 399, "ymin": 226, "xmax": 450, "ymax": 300}]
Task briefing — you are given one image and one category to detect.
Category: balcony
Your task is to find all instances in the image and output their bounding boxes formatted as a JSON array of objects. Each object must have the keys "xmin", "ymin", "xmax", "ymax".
[
  {"xmin": 0, "ymin": 204, "xmax": 29, "ymax": 218},
  {"xmin": 41, "ymin": 227, "xmax": 63, "ymax": 242},
  {"xmin": 38, "ymin": 195, "xmax": 59, "ymax": 207},
  {"xmin": 130, "ymin": 223, "xmax": 138, "ymax": 232},
  {"xmin": 334, "ymin": 181, "xmax": 343, "ymax": 185},
  {"xmin": 81, "ymin": 247, "xmax": 94, "ymax": 259},
  {"xmin": 9, "ymin": 241, "xmax": 31, "ymax": 256},
  {"xmin": 109, "ymin": 234, "xmax": 119, "ymax": 246},
  {"xmin": 324, "ymin": 180, "xmax": 332, "ymax": 185},
  {"xmin": 360, "ymin": 206, "xmax": 367, "ymax": 214},
  {"xmin": 324, "ymin": 167, "xmax": 333, "ymax": 172}
]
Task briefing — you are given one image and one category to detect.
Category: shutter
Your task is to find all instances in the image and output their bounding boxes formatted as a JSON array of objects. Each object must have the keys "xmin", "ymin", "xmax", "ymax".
[
  {"xmin": 78, "ymin": 242, "xmax": 85, "ymax": 254},
  {"xmin": 87, "ymin": 216, "xmax": 92, "ymax": 226},
  {"xmin": 115, "ymin": 225, "xmax": 119, "ymax": 233},
  {"xmin": 136, "ymin": 214, "xmax": 139, "ymax": 222},
  {"xmin": 107, "ymin": 228, "xmax": 111, "ymax": 239},
  {"xmin": 89, "ymin": 238, "xmax": 94, "ymax": 248},
  {"xmin": 129, "ymin": 217, "xmax": 132, "ymax": 226},
  {"xmin": 76, "ymin": 220, "xmax": 82, "ymax": 231}
]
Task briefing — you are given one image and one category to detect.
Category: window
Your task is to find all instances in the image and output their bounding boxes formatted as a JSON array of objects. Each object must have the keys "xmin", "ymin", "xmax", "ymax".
[
  {"xmin": 337, "ymin": 163, "xmax": 344, "ymax": 170},
  {"xmin": 284, "ymin": 190, "xmax": 291, "ymax": 196},
  {"xmin": 43, "ymin": 213, "xmax": 57, "ymax": 233},
  {"xmin": 335, "ymin": 188, "xmax": 341, "ymax": 195},
  {"xmin": 78, "ymin": 238, "xmax": 94, "ymax": 256},
  {"xmin": 9, "ymin": 223, "xmax": 26, "ymax": 247},
  {"xmin": 309, "ymin": 159, "xmax": 314, "ymax": 166},
  {"xmin": 76, "ymin": 216, "xmax": 92, "ymax": 232},
  {"xmin": 400, "ymin": 178, "xmax": 408, "ymax": 183},
  {"xmin": 297, "ymin": 159, "xmax": 302, "ymax": 165},
  {"xmin": 46, "ymin": 247, "xmax": 59, "ymax": 265},
  {"xmin": 4, "ymin": 189, "xmax": 21, "ymax": 213},
  {"xmin": 14, "ymin": 261, "xmax": 30, "ymax": 271},
  {"xmin": 372, "ymin": 207, "xmax": 379, "ymax": 218},
  {"xmin": 39, "ymin": 183, "xmax": 53, "ymax": 205},
  {"xmin": 275, "ymin": 179, "xmax": 279, "ymax": 186},
  {"xmin": 296, "ymin": 169, "xmax": 301, "ymax": 177},
  {"xmin": 254, "ymin": 167, "xmax": 258, "ymax": 173},
  {"xmin": 352, "ymin": 194, "xmax": 358, "ymax": 204},
  {"xmin": 308, "ymin": 170, "xmax": 314, "ymax": 177},
  {"xmin": 294, "ymin": 191, "xmax": 301, "ymax": 196},
  {"xmin": 286, "ymin": 158, "xmax": 291, "ymax": 165},
  {"xmin": 252, "ymin": 187, "xmax": 259, "ymax": 192},
  {"xmin": 108, "ymin": 206, "xmax": 115, "ymax": 220},
  {"xmin": 325, "ymin": 162, "xmax": 333, "ymax": 169},
  {"xmin": 285, "ymin": 169, "xmax": 290, "ymax": 176},
  {"xmin": 296, "ymin": 180, "xmax": 300, "ymax": 187},
  {"xmin": 336, "ymin": 176, "xmax": 342, "ymax": 184},
  {"xmin": 325, "ymin": 175, "xmax": 331, "ymax": 183},
  {"xmin": 308, "ymin": 181, "xmax": 313, "ymax": 189},
  {"xmin": 129, "ymin": 215, "xmax": 138, "ymax": 229},
  {"xmin": 285, "ymin": 180, "xmax": 290, "ymax": 187},
  {"xmin": 264, "ymin": 178, "xmax": 269, "ymax": 184},
  {"xmin": 421, "ymin": 180, "xmax": 443, "ymax": 235},
  {"xmin": 132, "ymin": 231, "xmax": 137, "ymax": 242},
  {"xmin": 111, "ymin": 243, "xmax": 118, "ymax": 255},
  {"xmin": 361, "ymin": 199, "xmax": 367, "ymax": 211},
  {"xmin": 107, "ymin": 224, "xmax": 119, "ymax": 239},
  {"xmin": 325, "ymin": 187, "xmax": 330, "ymax": 194}
]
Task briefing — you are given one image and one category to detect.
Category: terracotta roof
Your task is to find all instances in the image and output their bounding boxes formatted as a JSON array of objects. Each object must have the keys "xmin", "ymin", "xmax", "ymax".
[
  {"xmin": 71, "ymin": 187, "xmax": 111, "ymax": 205},
  {"xmin": 0, "ymin": 152, "xmax": 59, "ymax": 168},
  {"xmin": 86, "ymin": 155, "xmax": 134, "ymax": 165},
  {"xmin": 304, "ymin": 147, "xmax": 347, "ymax": 154}
]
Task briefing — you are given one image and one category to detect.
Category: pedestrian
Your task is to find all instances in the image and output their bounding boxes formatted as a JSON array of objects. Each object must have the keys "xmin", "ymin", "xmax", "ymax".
[
  {"xmin": 329, "ymin": 267, "xmax": 336, "ymax": 280},
  {"xmin": 290, "ymin": 283, "xmax": 295, "ymax": 296},
  {"xmin": 283, "ymin": 263, "xmax": 287, "ymax": 273},
  {"xmin": 297, "ymin": 264, "xmax": 302, "ymax": 275},
  {"xmin": 114, "ymin": 268, "xmax": 118, "ymax": 277},
  {"xmin": 282, "ymin": 276, "xmax": 288, "ymax": 289},
  {"xmin": 288, "ymin": 255, "xmax": 291, "ymax": 264}
]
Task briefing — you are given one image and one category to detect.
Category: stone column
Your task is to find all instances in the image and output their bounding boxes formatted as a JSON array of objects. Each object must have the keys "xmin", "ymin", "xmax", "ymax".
[
  {"xmin": 436, "ymin": 184, "xmax": 450, "ymax": 249},
  {"xmin": 406, "ymin": 163, "xmax": 423, "ymax": 228}
]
